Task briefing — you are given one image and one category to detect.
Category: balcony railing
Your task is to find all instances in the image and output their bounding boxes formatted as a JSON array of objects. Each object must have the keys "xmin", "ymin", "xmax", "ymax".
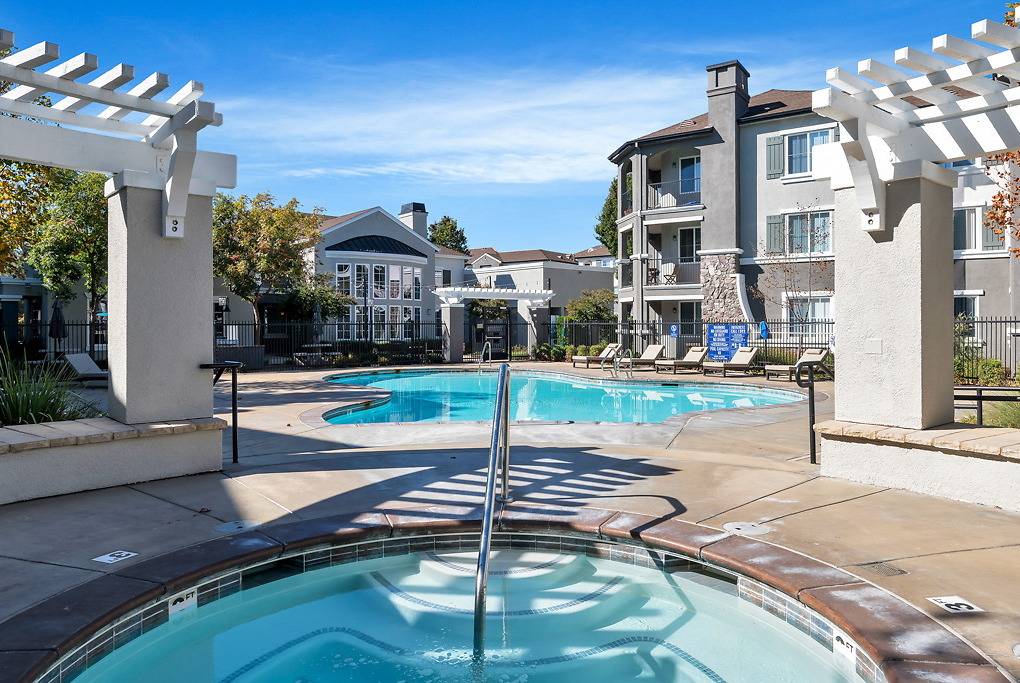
[
  {"xmin": 618, "ymin": 260, "xmax": 633, "ymax": 288},
  {"xmin": 647, "ymin": 180, "xmax": 701, "ymax": 210},
  {"xmin": 621, "ymin": 188, "xmax": 633, "ymax": 216},
  {"xmin": 645, "ymin": 257, "xmax": 700, "ymax": 285}
]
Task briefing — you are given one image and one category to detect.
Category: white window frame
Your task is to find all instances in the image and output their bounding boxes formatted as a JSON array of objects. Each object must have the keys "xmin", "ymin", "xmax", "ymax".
[
  {"xmin": 336, "ymin": 263, "xmax": 352, "ymax": 297},
  {"xmin": 784, "ymin": 128, "xmax": 832, "ymax": 177},
  {"xmin": 372, "ymin": 264, "xmax": 387, "ymax": 300},
  {"xmin": 953, "ymin": 206, "xmax": 1003, "ymax": 254},
  {"xmin": 781, "ymin": 291, "xmax": 834, "ymax": 342}
]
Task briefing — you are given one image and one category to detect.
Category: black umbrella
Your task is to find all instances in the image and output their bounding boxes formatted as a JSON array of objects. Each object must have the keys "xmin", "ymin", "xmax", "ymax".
[
  {"xmin": 48, "ymin": 299, "xmax": 67, "ymax": 356},
  {"xmin": 311, "ymin": 304, "xmax": 324, "ymax": 340}
]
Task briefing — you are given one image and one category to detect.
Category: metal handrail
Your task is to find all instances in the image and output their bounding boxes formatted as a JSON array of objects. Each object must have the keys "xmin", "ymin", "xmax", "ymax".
[
  {"xmin": 199, "ymin": 361, "xmax": 243, "ymax": 464},
  {"xmin": 954, "ymin": 385, "xmax": 1020, "ymax": 425},
  {"xmin": 473, "ymin": 362, "xmax": 512, "ymax": 662},
  {"xmin": 794, "ymin": 361, "xmax": 833, "ymax": 465},
  {"xmin": 614, "ymin": 348, "xmax": 633, "ymax": 378},
  {"xmin": 478, "ymin": 341, "xmax": 492, "ymax": 369},
  {"xmin": 599, "ymin": 348, "xmax": 618, "ymax": 373}
]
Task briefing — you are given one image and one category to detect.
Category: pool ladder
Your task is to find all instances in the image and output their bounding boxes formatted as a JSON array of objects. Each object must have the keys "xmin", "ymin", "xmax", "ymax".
[
  {"xmin": 478, "ymin": 341, "xmax": 493, "ymax": 370},
  {"xmin": 612, "ymin": 348, "xmax": 634, "ymax": 379},
  {"xmin": 473, "ymin": 362, "xmax": 512, "ymax": 662}
]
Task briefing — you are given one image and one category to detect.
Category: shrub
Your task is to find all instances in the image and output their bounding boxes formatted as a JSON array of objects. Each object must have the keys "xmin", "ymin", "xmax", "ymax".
[
  {"xmin": 978, "ymin": 358, "xmax": 1007, "ymax": 386},
  {"xmin": 590, "ymin": 343, "xmax": 605, "ymax": 357},
  {"xmin": 0, "ymin": 353, "xmax": 102, "ymax": 427},
  {"xmin": 532, "ymin": 343, "xmax": 553, "ymax": 361},
  {"xmin": 550, "ymin": 345, "xmax": 566, "ymax": 362},
  {"xmin": 563, "ymin": 345, "xmax": 576, "ymax": 361},
  {"xmin": 576, "ymin": 344, "xmax": 590, "ymax": 357}
]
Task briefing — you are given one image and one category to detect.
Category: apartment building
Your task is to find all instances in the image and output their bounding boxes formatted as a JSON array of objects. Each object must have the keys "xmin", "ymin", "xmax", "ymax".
[{"xmin": 608, "ymin": 60, "xmax": 1008, "ymax": 329}]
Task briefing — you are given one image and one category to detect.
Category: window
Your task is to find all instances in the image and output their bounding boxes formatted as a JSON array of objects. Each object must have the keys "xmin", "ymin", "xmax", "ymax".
[
  {"xmin": 373, "ymin": 265, "xmax": 387, "ymax": 299},
  {"xmin": 373, "ymin": 305, "xmax": 387, "ymax": 339},
  {"xmin": 336, "ymin": 263, "xmax": 351, "ymax": 296},
  {"xmin": 678, "ymin": 228, "xmax": 701, "ymax": 261},
  {"xmin": 413, "ymin": 268, "xmax": 422, "ymax": 300},
  {"xmin": 389, "ymin": 265, "xmax": 401, "ymax": 299},
  {"xmin": 786, "ymin": 295, "xmax": 832, "ymax": 340},
  {"xmin": 766, "ymin": 212, "xmax": 832, "ymax": 255},
  {"xmin": 678, "ymin": 156, "xmax": 701, "ymax": 194},
  {"xmin": 389, "ymin": 305, "xmax": 401, "ymax": 339},
  {"xmin": 954, "ymin": 207, "xmax": 1002, "ymax": 252},
  {"xmin": 766, "ymin": 128, "xmax": 836, "ymax": 179},
  {"xmin": 940, "ymin": 158, "xmax": 979, "ymax": 169},
  {"xmin": 786, "ymin": 130, "xmax": 830, "ymax": 175},
  {"xmin": 338, "ymin": 306, "xmax": 353, "ymax": 340},
  {"xmin": 678, "ymin": 301, "xmax": 702, "ymax": 336},
  {"xmin": 402, "ymin": 266, "xmax": 413, "ymax": 299},
  {"xmin": 355, "ymin": 264, "xmax": 369, "ymax": 298}
]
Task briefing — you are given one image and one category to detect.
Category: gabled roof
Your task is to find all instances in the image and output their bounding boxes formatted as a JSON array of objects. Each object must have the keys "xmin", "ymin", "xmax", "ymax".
[
  {"xmin": 468, "ymin": 248, "xmax": 579, "ymax": 266},
  {"xmin": 572, "ymin": 245, "xmax": 613, "ymax": 259},
  {"xmin": 435, "ymin": 245, "xmax": 470, "ymax": 258},
  {"xmin": 317, "ymin": 209, "xmax": 373, "ymax": 232},
  {"xmin": 324, "ymin": 234, "xmax": 427, "ymax": 258}
]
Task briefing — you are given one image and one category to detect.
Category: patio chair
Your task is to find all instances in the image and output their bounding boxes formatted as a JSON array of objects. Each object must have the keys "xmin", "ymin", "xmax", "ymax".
[
  {"xmin": 571, "ymin": 342, "xmax": 621, "ymax": 368},
  {"xmin": 618, "ymin": 344, "xmax": 665, "ymax": 369},
  {"xmin": 63, "ymin": 353, "xmax": 109, "ymax": 384},
  {"xmin": 654, "ymin": 346, "xmax": 708, "ymax": 374},
  {"xmin": 702, "ymin": 347, "xmax": 760, "ymax": 377},
  {"xmin": 661, "ymin": 262, "xmax": 677, "ymax": 284},
  {"xmin": 764, "ymin": 348, "xmax": 831, "ymax": 381}
]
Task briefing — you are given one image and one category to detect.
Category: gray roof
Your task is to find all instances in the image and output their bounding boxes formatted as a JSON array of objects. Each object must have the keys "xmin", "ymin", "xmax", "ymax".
[{"xmin": 324, "ymin": 234, "xmax": 427, "ymax": 258}]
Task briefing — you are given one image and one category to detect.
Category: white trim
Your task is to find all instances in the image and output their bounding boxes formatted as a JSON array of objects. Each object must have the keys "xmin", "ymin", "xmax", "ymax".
[
  {"xmin": 741, "ymin": 253, "xmax": 835, "ymax": 266},
  {"xmin": 644, "ymin": 293, "xmax": 703, "ymax": 302},
  {"xmin": 639, "ymin": 205, "xmax": 705, "ymax": 218},
  {"xmin": 696, "ymin": 248, "xmax": 743, "ymax": 256},
  {"xmin": 954, "ymin": 289, "xmax": 985, "ymax": 296},
  {"xmin": 644, "ymin": 215, "xmax": 704, "ymax": 226},
  {"xmin": 780, "ymin": 290, "xmax": 835, "ymax": 322},
  {"xmin": 781, "ymin": 175, "xmax": 824, "ymax": 185},
  {"xmin": 322, "ymin": 251, "xmax": 427, "ymax": 265},
  {"xmin": 733, "ymin": 273, "xmax": 754, "ymax": 322},
  {"xmin": 953, "ymin": 250, "xmax": 1009, "ymax": 260}
]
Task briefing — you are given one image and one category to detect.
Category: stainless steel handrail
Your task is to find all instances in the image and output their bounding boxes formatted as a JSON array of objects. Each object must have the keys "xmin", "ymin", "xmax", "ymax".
[
  {"xmin": 473, "ymin": 362, "xmax": 512, "ymax": 661},
  {"xmin": 478, "ymin": 341, "xmax": 492, "ymax": 370},
  {"xmin": 614, "ymin": 348, "xmax": 633, "ymax": 378}
]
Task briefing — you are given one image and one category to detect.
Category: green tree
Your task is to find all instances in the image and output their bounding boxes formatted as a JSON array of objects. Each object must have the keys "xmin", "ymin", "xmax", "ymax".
[
  {"xmin": 212, "ymin": 192, "xmax": 325, "ymax": 329},
  {"xmin": 565, "ymin": 289, "xmax": 617, "ymax": 323},
  {"xmin": 467, "ymin": 299, "xmax": 510, "ymax": 321},
  {"xmin": 428, "ymin": 215, "xmax": 469, "ymax": 254},
  {"xmin": 26, "ymin": 170, "xmax": 109, "ymax": 314},
  {"xmin": 0, "ymin": 47, "xmax": 55, "ymax": 276},
  {"xmin": 594, "ymin": 177, "xmax": 618, "ymax": 256},
  {"xmin": 283, "ymin": 272, "xmax": 355, "ymax": 321}
]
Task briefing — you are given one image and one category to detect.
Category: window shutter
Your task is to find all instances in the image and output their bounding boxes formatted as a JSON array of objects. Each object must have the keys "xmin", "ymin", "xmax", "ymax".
[
  {"xmin": 766, "ymin": 215, "xmax": 784, "ymax": 253},
  {"xmin": 765, "ymin": 137, "xmax": 783, "ymax": 179},
  {"xmin": 832, "ymin": 125, "xmax": 840, "ymax": 142},
  {"xmin": 981, "ymin": 210, "xmax": 1003, "ymax": 250}
]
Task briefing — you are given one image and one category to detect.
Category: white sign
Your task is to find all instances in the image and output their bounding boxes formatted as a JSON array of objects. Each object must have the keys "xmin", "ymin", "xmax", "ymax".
[
  {"xmin": 91, "ymin": 550, "xmax": 138, "ymax": 564},
  {"xmin": 832, "ymin": 629, "xmax": 857, "ymax": 662},
  {"xmin": 168, "ymin": 588, "xmax": 198, "ymax": 616},
  {"xmin": 927, "ymin": 596, "xmax": 984, "ymax": 613}
]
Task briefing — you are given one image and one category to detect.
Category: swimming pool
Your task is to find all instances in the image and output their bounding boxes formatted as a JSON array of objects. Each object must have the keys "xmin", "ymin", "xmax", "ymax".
[
  {"xmin": 73, "ymin": 546, "xmax": 866, "ymax": 682},
  {"xmin": 325, "ymin": 370, "xmax": 801, "ymax": 424}
]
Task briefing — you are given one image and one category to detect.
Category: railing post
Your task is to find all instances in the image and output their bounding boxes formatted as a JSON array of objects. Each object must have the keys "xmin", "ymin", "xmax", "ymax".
[
  {"xmin": 977, "ymin": 387, "xmax": 984, "ymax": 426},
  {"xmin": 199, "ymin": 361, "xmax": 243, "ymax": 464}
]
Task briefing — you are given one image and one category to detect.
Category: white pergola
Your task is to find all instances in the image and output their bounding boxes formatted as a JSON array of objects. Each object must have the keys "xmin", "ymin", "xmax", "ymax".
[
  {"xmin": 435, "ymin": 286, "xmax": 554, "ymax": 362},
  {"xmin": 811, "ymin": 12, "xmax": 1020, "ymax": 509},
  {"xmin": 0, "ymin": 29, "xmax": 235, "ymax": 436}
]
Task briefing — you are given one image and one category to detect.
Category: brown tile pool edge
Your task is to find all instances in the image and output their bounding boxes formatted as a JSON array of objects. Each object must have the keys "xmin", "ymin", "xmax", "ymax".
[{"xmin": 0, "ymin": 504, "xmax": 1008, "ymax": 683}]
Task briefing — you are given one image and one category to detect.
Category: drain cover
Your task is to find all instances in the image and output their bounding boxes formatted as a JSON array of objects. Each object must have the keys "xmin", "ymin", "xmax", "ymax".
[
  {"xmin": 214, "ymin": 520, "xmax": 261, "ymax": 533},
  {"xmin": 722, "ymin": 522, "xmax": 772, "ymax": 536},
  {"xmin": 857, "ymin": 562, "xmax": 908, "ymax": 577}
]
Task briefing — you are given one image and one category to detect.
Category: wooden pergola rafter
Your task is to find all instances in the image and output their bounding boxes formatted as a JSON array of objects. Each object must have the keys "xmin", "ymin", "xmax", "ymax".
[
  {"xmin": 813, "ymin": 12, "xmax": 1020, "ymax": 232},
  {"xmin": 0, "ymin": 29, "xmax": 235, "ymax": 237}
]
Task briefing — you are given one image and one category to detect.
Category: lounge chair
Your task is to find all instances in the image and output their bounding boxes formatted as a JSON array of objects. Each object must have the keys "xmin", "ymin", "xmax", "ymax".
[
  {"xmin": 618, "ymin": 344, "xmax": 665, "ymax": 369},
  {"xmin": 702, "ymin": 346, "xmax": 760, "ymax": 377},
  {"xmin": 764, "ymin": 348, "xmax": 831, "ymax": 381},
  {"xmin": 63, "ymin": 353, "xmax": 109, "ymax": 384},
  {"xmin": 571, "ymin": 343, "xmax": 621, "ymax": 368},
  {"xmin": 654, "ymin": 346, "xmax": 708, "ymax": 374}
]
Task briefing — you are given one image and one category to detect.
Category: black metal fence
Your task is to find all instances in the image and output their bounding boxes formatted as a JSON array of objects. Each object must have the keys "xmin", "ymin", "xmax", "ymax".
[
  {"xmin": 463, "ymin": 320, "xmax": 533, "ymax": 361},
  {"xmin": 954, "ymin": 317, "xmax": 1020, "ymax": 384},
  {"xmin": 11, "ymin": 321, "xmax": 108, "ymax": 365},
  {"xmin": 214, "ymin": 320, "xmax": 446, "ymax": 369},
  {"xmin": 547, "ymin": 319, "xmax": 835, "ymax": 367}
]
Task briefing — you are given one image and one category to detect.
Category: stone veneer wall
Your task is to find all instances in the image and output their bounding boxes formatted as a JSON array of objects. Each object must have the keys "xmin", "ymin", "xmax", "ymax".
[{"xmin": 699, "ymin": 253, "xmax": 746, "ymax": 320}]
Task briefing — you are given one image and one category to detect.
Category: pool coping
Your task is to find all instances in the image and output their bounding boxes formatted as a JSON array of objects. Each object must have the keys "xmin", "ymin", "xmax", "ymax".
[
  {"xmin": 0, "ymin": 504, "xmax": 1006, "ymax": 683},
  {"xmin": 298, "ymin": 367, "xmax": 818, "ymax": 430}
]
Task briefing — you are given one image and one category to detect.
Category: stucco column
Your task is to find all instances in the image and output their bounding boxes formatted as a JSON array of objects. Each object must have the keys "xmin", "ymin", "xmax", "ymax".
[
  {"xmin": 830, "ymin": 161, "xmax": 956, "ymax": 429},
  {"xmin": 516, "ymin": 300, "xmax": 549, "ymax": 351},
  {"xmin": 441, "ymin": 302, "xmax": 464, "ymax": 363},
  {"xmin": 106, "ymin": 173, "xmax": 214, "ymax": 424}
]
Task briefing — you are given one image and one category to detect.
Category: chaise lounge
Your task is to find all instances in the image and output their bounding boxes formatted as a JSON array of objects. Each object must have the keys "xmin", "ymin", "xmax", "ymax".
[
  {"xmin": 654, "ymin": 346, "xmax": 708, "ymax": 374},
  {"xmin": 571, "ymin": 342, "xmax": 621, "ymax": 368},
  {"xmin": 618, "ymin": 344, "xmax": 665, "ymax": 370},
  {"xmin": 702, "ymin": 346, "xmax": 760, "ymax": 377},
  {"xmin": 63, "ymin": 353, "xmax": 109, "ymax": 384},
  {"xmin": 764, "ymin": 348, "xmax": 831, "ymax": 381}
]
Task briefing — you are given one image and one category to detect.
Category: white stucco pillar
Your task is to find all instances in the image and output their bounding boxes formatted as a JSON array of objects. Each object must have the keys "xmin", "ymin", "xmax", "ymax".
[
  {"xmin": 516, "ymin": 300, "xmax": 549, "ymax": 351},
  {"xmin": 830, "ymin": 161, "xmax": 956, "ymax": 429},
  {"xmin": 106, "ymin": 172, "xmax": 215, "ymax": 424},
  {"xmin": 441, "ymin": 302, "xmax": 464, "ymax": 363}
]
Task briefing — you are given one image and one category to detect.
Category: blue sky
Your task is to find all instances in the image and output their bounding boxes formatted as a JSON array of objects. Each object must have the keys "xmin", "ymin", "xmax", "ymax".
[{"xmin": 4, "ymin": 0, "xmax": 1004, "ymax": 252}]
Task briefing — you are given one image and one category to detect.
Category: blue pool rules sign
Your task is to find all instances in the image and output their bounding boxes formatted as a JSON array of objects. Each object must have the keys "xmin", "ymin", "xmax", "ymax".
[
  {"xmin": 669, "ymin": 324, "xmax": 679, "ymax": 338},
  {"xmin": 707, "ymin": 324, "xmax": 748, "ymax": 361}
]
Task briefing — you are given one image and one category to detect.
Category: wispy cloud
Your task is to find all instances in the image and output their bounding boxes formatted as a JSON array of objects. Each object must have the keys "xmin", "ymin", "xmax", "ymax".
[{"xmin": 210, "ymin": 55, "xmax": 832, "ymax": 186}]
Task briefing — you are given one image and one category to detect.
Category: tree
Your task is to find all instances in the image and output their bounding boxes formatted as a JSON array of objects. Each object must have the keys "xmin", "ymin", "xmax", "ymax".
[
  {"xmin": 428, "ymin": 216, "xmax": 468, "ymax": 254},
  {"xmin": 982, "ymin": 3, "xmax": 1020, "ymax": 252},
  {"xmin": 565, "ymin": 289, "xmax": 616, "ymax": 323},
  {"xmin": 26, "ymin": 170, "xmax": 108, "ymax": 314},
  {"xmin": 594, "ymin": 177, "xmax": 618, "ymax": 256},
  {"xmin": 0, "ymin": 47, "xmax": 55, "ymax": 276},
  {"xmin": 212, "ymin": 192, "xmax": 325, "ymax": 329},
  {"xmin": 283, "ymin": 272, "xmax": 355, "ymax": 321},
  {"xmin": 467, "ymin": 298, "xmax": 510, "ymax": 321}
]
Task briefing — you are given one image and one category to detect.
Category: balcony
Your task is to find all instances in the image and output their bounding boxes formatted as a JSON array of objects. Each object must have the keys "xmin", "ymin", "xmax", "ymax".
[
  {"xmin": 645, "ymin": 257, "xmax": 699, "ymax": 286},
  {"xmin": 621, "ymin": 188, "xmax": 633, "ymax": 216},
  {"xmin": 646, "ymin": 180, "xmax": 701, "ymax": 210},
  {"xmin": 618, "ymin": 261, "xmax": 633, "ymax": 288}
]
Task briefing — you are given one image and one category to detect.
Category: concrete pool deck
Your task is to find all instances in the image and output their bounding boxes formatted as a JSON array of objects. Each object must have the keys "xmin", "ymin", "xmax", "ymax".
[{"xmin": 0, "ymin": 362, "xmax": 1018, "ymax": 680}]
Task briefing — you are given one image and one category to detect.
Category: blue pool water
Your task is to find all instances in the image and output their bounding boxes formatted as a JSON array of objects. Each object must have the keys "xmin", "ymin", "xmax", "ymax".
[
  {"xmin": 326, "ymin": 371, "xmax": 799, "ymax": 424},
  {"xmin": 75, "ymin": 550, "xmax": 864, "ymax": 682}
]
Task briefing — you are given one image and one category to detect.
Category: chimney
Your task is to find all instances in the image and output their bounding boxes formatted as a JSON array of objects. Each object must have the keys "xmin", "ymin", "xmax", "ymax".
[
  {"xmin": 399, "ymin": 202, "xmax": 428, "ymax": 238},
  {"xmin": 705, "ymin": 60, "xmax": 750, "ymax": 126}
]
